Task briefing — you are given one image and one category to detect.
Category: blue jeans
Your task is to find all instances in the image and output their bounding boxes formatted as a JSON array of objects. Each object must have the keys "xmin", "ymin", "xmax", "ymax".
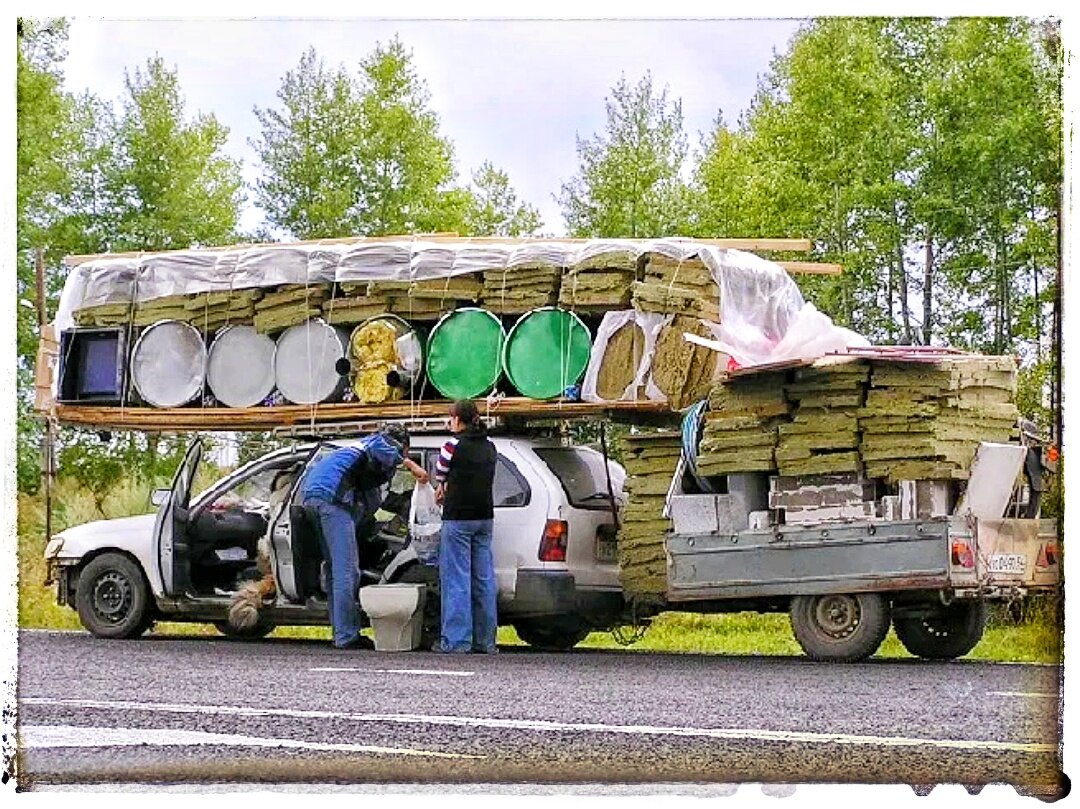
[
  {"xmin": 303, "ymin": 496, "xmax": 362, "ymax": 648},
  {"xmin": 438, "ymin": 519, "xmax": 497, "ymax": 652}
]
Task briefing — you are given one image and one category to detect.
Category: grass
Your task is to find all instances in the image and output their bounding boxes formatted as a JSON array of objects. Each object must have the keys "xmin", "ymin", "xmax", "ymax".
[{"xmin": 16, "ymin": 477, "xmax": 1064, "ymax": 663}]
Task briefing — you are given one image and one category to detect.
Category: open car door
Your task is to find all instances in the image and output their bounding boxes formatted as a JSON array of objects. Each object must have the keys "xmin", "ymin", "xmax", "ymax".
[{"xmin": 153, "ymin": 438, "xmax": 203, "ymax": 596}]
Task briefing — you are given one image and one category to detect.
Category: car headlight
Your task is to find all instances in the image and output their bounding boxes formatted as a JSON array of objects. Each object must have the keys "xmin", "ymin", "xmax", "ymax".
[{"xmin": 43, "ymin": 537, "xmax": 65, "ymax": 560}]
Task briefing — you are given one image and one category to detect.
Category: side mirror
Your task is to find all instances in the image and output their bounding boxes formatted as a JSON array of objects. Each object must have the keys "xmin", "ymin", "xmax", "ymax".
[{"xmin": 150, "ymin": 488, "xmax": 170, "ymax": 507}]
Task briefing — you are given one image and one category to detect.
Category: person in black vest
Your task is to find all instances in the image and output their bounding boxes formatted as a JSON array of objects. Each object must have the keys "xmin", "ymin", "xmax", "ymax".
[{"xmin": 432, "ymin": 400, "xmax": 498, "ymax": 653}]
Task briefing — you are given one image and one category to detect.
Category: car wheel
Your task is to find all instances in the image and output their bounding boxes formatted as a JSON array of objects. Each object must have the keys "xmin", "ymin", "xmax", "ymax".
[
  {"xmin": 396, "ymin": 563, "xmax": 441, "ymax": 649},
  {"xmin": 75, "ymin": 553, "xmax": 154, "ymax": 639},
  {"xmin": 513, "ymin": 618, "xmax": 591, "ymax": 651},
  {"xmin": 789, "ymin": 592, "xmax": 890, "ymax": 662},
  {"xmin": 213, "ymin": 618, "xmax": 276, "ymax": 640},
  {"xmin": 893, "ymin": 601, "xmax": 987, "ymax": 660}
]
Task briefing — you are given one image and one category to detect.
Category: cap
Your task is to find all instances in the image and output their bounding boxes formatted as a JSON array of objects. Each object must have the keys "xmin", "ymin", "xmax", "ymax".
[{"xmin": 380, "ymin": 423, "xmax": 410, "ymax": 452}]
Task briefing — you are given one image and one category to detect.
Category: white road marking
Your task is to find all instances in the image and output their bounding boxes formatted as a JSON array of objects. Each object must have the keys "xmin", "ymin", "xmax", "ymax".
[
  {"xmin": 19, "ymin": 723, "xmax": 481, "ymax": 759},
  {"xmin": 21, "ymin": 697, "xmax": 1055, "ymax": 754},
  {"xmin": 987, "ymin": 691, "xmax": 1058, "ymax": 699},
  {"xmin": 311, "ymin": 667, "xmax": 474, "ymax": 677}
]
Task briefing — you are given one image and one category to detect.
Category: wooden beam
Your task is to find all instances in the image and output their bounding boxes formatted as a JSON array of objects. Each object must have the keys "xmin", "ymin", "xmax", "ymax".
[
  {"xmin": 778, "ymin": 261, "xmax": 843, "ymax": 276},
  {"xmin": 64, "ymin": 237, "xmax": 815, "ymax": 266},
  {"xmin": 51, "ymin": 398, "xmax": 673, "ymax": 432}
]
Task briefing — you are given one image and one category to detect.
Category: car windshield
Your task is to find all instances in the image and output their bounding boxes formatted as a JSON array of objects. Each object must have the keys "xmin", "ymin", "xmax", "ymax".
[{"xmin": 533, "ymin": 447, "xmax": 625, "ymax": 511}]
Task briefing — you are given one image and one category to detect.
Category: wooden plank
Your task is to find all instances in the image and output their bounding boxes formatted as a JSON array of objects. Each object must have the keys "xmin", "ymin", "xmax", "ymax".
[
  {"xmin": 64, "ymin": 237, "xmax": 817, "ymax": 266},
  {"xmin": 777, "ymin": 261, "xmax": 843, "ymax": 276},
  {"xmin": 49, "ymin": 399, "xmax": 672, "ymax": 432}
]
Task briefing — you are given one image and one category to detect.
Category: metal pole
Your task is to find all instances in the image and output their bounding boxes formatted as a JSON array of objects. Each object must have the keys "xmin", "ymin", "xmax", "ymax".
[{"xmin": 35, "ymin": 248, "xmax": 54, "ymax": 542}]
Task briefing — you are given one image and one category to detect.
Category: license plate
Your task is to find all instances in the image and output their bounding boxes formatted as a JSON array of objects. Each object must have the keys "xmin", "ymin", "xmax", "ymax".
[
  {"xmin": 988, "ymin": 553, "xmax": 1026, "ymax": 574},
  {"xmin": 595, "ymin": 537, "xmax": 619, "ymax": 564}
]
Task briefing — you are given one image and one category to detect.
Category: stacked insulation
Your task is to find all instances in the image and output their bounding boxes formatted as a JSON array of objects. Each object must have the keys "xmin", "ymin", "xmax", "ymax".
[
  {"xmin": 648, "ymin": 315, "xmax": 722, "ymax": 409},
  {"xmin": 252, "ymin": 284, "xmax": 330, "ymax": 334},
  {"xmin": 776, "ymin": 362, "xmax": 868, "ymax": 476},
  {"xmin": 480, "ymin": 244, "xmax": 564, "ymax": 314},
  {"xmin": 74, "ymin": 290, "xmax": 261, "ymax": 332},
  {"xmin": 323, "ymin": 282, "xmax": 389, "ymax": 326},
  {"xmin": 858, "ymin": 356, "xmax": 1019, "ymax": 482},
  {"xmin": 376, "ymin": 275, "xmax": 482, "ymax": 320},
  {"xmin": 632, "ymin": 253, "xmax": 721, "ymax": 322},
  {"xmin": 594, "ymin": 320, "xmax": 647, "ymax": 401},
  {"xmin": 559, "ymin": 245, "xmax": 637, "ymax": 312},
  {"xmin": 697, "ymin": 372, "xmax": 791, "ymax": 476},
  {"xmin": 618, "ymin": 430, "xmax": 682, "ymax": 598}
]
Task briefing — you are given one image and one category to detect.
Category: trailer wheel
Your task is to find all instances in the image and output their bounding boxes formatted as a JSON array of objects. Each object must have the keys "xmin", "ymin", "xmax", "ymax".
[
  {"xmin": 893, "ymin": 601, "xmax": 988, "ymax": 660},
  {"xmin": 75, "ymin": 553, "xmax": 154, "ymax": 639},
  {"xmin": 789, "ymin": 593, "xmax": 890, "ymax": 662}
]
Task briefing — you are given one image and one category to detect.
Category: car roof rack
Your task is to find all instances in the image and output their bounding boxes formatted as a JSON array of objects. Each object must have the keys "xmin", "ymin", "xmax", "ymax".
[{"xmin": 270, "ymin": 415, "xmax": 500, "ymax": 441}]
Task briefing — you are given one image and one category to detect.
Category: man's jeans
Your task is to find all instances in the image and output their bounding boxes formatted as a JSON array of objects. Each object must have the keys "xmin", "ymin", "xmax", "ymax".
[
  {"xmin": 438, "ymin": 519, "xmax": 497, "ymax": 652},
  {"xmin": 303, "ymin": 496, "xmax": 362, "ymax": 648}
]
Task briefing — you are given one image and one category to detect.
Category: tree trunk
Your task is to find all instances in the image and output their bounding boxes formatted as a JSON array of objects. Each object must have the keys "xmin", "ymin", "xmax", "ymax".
[{"xmin": 922, "ymin": 229, "xmax": 934, "ymax": 346}]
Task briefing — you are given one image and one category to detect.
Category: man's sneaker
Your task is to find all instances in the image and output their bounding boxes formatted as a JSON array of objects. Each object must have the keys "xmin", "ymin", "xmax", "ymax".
[
  {"xmin": 428, "ymin": 641, "xmax": 468, "ymax": 654},
  {"xmin": 470, "ymin": 646, "xmax": 499, "ymax": 655}
]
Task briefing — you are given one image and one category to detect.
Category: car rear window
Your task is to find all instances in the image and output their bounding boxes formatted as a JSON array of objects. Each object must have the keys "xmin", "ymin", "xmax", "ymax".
[{"xmin": 533, "ymin": 447, "xmax": 623, "ymax": 511}]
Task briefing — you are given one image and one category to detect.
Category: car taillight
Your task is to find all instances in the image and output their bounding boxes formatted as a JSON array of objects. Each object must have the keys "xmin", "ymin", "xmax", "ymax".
[
  {"xmin": 539, "ymin": 519, "xmax": 568, "ymax": 562},
  {"xmin": 951, "ymin": 541, "xmax": 974, "ymax": 568},
  {"xmin": 1037, "ymin": 542, "xmax": 1059, "ymax": 568}
]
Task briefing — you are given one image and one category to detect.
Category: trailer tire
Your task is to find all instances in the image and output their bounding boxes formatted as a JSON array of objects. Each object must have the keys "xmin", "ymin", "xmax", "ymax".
[
  {"xmin": 790, "ymin": 592, "xmax": 890, "ymax": 662},
  {"xmin": 893, "ymin": 601, "xmax": 988, "ymax": 660},
  {"xmin": 75, "ymin": 553, "xmax": 154, "ymax": 639}
]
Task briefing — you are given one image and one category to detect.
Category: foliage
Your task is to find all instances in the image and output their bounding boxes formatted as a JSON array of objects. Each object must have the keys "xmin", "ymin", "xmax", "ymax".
[
  {"xmin": 558, "ymin": 72, "xmax": 691, "ymax": 237},
  {"xmin": 461, "ymin": 161, "xmax": 543, "ymax": 236}
]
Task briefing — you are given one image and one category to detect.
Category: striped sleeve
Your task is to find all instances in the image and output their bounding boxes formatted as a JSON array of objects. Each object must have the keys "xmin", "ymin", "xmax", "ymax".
[{"xmin": 434, "ymin": 437, "xmax": 459, "ymax": 483}]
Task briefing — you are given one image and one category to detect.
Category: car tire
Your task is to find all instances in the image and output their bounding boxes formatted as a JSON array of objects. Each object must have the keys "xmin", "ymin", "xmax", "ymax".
[
  {"xmin": 213, "ymin": 619, "xmax": 276, "ymax": 640},
  {"xmin": 513, "ymin": 618, "xmax": 591, "ymax": 651},
  {"xmin": 75, "ymin": 553, "xmax": 155, "ymax": 640},
  {"xmin": 396, "ymin": 563, "xmax": 441, "ymax": 649},
  {"xmin": 789, "ymin": 592, "xmax": 890, "ymax": 662}
]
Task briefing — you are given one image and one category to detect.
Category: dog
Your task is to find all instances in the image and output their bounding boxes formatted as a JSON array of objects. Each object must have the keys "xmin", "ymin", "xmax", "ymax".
[{"xmin": 227, "ymin": 467, "xmax": 297, "ymax": 631}]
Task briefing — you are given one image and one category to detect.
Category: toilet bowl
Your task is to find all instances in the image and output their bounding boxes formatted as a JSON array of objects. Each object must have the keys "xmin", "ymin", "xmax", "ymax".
[{"xmin": 359, "ymin": 584, "xmax": 427, "ymax": 651}]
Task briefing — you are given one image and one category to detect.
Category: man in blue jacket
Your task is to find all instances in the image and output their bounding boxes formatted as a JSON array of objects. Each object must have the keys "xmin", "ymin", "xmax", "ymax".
[{"xmin": 300, "ymin": 424, "xmax": 428, "ymax": 649}]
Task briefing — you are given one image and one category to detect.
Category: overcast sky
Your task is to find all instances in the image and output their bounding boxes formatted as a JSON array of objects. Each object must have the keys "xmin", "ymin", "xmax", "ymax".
[{"xmin": 59, "ymin": 14, "xmax": 809, "ymax": 237}]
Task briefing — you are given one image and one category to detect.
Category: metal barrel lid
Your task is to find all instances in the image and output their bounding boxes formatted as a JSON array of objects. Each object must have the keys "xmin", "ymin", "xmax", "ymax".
[
  {"xmin": 502, "ymin": 307, "xmax": 592, "ymax": 400},
  {"xmin": 206, "ymin": 324, "xmax": 276, "ymax": 408},
  {"xmin": 130, "ymin": 319, "xmax": 207, "ymax": 408},
  {"xmin": 425, "ymin": 307, "xmax": 506, "ymax": 399},
  {"xmin": 273, "ymin": 318, "xmax": 350, "ymax": 404}
]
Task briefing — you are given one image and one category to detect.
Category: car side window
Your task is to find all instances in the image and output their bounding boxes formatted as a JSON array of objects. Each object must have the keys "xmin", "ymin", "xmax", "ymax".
[
  {"xmin": 493, "ymin": 456, "xmax": 530, "ymax": 508},
  {"xmin": 201, "ymin": 460, "xmax": 301, "ymax": 516}
]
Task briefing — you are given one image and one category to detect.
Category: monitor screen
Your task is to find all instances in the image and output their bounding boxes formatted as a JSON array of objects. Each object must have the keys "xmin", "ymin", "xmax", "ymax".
[{"xmin": 75, "ymin": 335, "xmax": 120, "ymax": 397}]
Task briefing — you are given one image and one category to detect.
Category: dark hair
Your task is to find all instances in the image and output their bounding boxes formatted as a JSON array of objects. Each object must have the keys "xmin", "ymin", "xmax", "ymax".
[
  {"xmin": 380, "ymin": 423, "xmax": 410, "ymax": 452},
  {"xmin": 449, "ymin": 399, "xmax": 481, "ymax": 428}
]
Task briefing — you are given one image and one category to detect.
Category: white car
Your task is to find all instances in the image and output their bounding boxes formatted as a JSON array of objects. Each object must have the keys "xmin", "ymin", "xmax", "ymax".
[{"xmin": 44, "ymin": 432, "xmax": 628, "ymax": 650}]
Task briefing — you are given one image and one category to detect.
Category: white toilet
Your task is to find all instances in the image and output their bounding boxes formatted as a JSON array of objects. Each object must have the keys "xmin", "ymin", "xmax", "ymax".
[{"xmin": 359, "ymin": 584, "xmax": 427, "ymax": 651}]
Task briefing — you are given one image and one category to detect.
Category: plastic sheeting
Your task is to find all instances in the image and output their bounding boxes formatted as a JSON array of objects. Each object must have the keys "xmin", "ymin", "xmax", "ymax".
[
  {"xmin": 581, "ymin": 309, "xmax": 667, "ymax": 403},
  {"xmin": 55, "ymin": 237, "xmax": 862, "ymax": 372}
]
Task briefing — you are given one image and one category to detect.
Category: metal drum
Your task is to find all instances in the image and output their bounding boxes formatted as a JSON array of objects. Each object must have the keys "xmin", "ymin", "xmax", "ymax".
[
  {"xmin": 273, "ymin": 319, "xmax": 350, "ymax": 405},
  {"xmin": 349, "ymin": 314, "xmax": 424, "ymax": 404},
  {"xmin": 206, "ymin": 325, "xmax": 276, "ymax": 407},
  {"xmin": 425, "ymin": 307, "xmax": 506, "ymax": 400},
  {"xmin": 129, "ymin": 319, "xmax": 207, "ymax": 408},
  {"xmin": 502, "ymin": 307, "xmax": 592, "ymax": 400}
]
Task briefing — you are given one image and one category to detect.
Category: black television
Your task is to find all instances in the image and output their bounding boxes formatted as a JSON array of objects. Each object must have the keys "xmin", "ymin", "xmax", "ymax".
[{"xmin": 58, "ymin": 328, "xmax": 127, "ymax": 404}]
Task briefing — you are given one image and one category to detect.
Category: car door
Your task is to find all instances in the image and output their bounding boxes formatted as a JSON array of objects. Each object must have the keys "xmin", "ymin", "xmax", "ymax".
[{"xmin": 152, "ymin": 438, "xmax": 203, "ymax": 596}]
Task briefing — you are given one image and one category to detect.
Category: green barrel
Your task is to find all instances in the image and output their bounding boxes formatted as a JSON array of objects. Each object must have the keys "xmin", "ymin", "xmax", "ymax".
[
  {"xmin": 425, "ymin": 307, "xmax": 506, "ymax": 399},
  {"xmin": 502, "ymin": 307, "xmax": 592, "ymax": 399}
]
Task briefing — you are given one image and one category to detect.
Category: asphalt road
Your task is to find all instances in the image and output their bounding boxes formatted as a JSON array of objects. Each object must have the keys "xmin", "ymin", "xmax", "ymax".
[{"xmin": 11, "ymin": 629, "xmax": 1066, "ymax": 797}]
